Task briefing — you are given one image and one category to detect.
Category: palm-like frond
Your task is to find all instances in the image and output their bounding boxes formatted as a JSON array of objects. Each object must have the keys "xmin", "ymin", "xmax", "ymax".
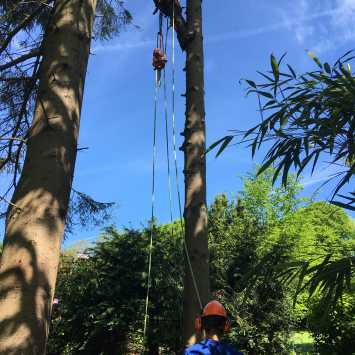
[
  {"xmin": 207, "ymin": 51, "xmax": 355, "ymax": 210},
  {"xmin": 281, "ymin": 255, "xmax": 354, "ymax": 313}
]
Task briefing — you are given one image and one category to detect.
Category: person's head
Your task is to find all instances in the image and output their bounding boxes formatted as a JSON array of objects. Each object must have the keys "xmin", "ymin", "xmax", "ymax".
[
  {"xmin": 202, "ymin": 315, "xmax": 227, "ymax": 337},
  {"xmin": 195, "ymin": 300, "xmax": 230, "ymax": 338}
]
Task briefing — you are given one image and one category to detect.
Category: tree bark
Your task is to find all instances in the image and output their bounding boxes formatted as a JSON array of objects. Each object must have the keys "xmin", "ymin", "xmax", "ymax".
[
  {"xmin": 182, "ymin": 0, "xmax": 210, "ymax": 346},
  {"xmin": 153, "ymin": 0, "xmax": 210, "ymax": 346},
  {"xmin": 0, "ymin": 0, "xmax": 97, "ymax": 353}
]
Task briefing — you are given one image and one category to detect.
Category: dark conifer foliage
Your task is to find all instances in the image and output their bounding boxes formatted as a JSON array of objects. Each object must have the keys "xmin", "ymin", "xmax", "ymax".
[{"xmin": 0, "ymin": 0, "xmax": 131, "ymax": 231}]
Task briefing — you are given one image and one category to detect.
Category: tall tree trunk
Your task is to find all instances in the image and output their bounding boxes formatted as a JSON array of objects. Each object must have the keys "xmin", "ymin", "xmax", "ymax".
[
  {"xmin": 182, "ymin": 0, "xmax": 210, "ymax": 346},
  {"xmin": 0, "ymin": 0, "xmax": 97, "ymax": 353}
]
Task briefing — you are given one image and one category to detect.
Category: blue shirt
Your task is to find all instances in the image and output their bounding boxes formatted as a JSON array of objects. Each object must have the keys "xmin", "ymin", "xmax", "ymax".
[{"xmin": 184, "ymin": 339, "xmax": 243, "ymax": 355}]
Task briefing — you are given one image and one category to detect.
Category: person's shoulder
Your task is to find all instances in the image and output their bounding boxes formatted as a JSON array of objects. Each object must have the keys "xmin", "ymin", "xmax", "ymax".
[
  {"xmin": 223, "ymin": 342, "xmax": 244, "ymax": 355},
  {"xmin": 183, "ymin": 343, "xmax": 202, "ymax": 354}
]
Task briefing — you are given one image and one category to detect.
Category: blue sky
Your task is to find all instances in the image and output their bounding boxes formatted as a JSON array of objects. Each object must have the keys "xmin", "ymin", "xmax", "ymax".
[
  {"xmin": 3, "ymin": 1, "xmax": 355, "ymax": 246},
  {"xmin": 68, "ymin": 0, "xmax": 355, "ymax": 245}
]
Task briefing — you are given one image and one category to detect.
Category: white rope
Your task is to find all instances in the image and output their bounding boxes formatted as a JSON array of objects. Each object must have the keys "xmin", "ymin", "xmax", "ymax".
[
  {"xmin": 143, "ymin": 6, "xmax": 204, "ymax": 349},
  {"xmin": 143, "ymin": 69, "xmax": 159, "ymax": 346},
  {"xmin": 163, "ymin": 22, "xmax": 174, "ymax": 234}
]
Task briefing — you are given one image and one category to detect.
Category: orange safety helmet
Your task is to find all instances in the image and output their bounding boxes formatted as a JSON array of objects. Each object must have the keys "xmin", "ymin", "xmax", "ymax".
[
  {"xmin": 202, "ymin": 300, "xmax": 228, "ymax": 318},
  {"xmin": 195, "ymin": 300, "xmax": 230, "ymax": 333}
]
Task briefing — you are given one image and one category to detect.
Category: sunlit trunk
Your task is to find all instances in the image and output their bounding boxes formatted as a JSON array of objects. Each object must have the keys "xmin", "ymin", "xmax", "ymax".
[
  {"xmin": 0, "ymin": 0, "xmax": 97, "ymax": 353},
  {"xmin": 182, "ymin": 0, "xmax": 210, "ymax": 346}
]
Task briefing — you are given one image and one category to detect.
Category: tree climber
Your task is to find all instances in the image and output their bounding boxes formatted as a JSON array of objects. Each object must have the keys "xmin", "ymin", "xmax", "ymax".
[{"xmin": 184, "ymin": 300, "xmax": 244, "ymax": 355}]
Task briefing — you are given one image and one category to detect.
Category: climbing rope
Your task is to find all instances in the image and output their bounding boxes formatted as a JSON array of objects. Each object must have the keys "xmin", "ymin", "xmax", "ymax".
[
  {"xmin": 163, "ymin": 21, "xmax": 174, "ymax": 236},
  {"xmin": 143, "ymin": 14, "xmax": 169, "ymax": 348},
  {"xmin": 143, "ymin": 64, "xmax": 159, "ymax": 348},
  {"xmin": 143, "ymin": 3, "xmax": 204, "ymax": 347}
]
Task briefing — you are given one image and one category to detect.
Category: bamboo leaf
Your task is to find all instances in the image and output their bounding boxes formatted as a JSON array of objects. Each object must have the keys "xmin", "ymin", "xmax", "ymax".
[
  {"xmin": 256, "ymin": 90, "xmax": 274, "ymax": 99},
  {"xmin": 282, "ymin": 155, "xmax": 293, "ymax": 186},
  {"xmin": 215, "ymin": 135, "xmax": 234, "ymax": 157},
  {"xmin": 257, "ymin": 154, "xmax": 278, "ymax": 176},
  {"xmin": 271, "ymin": 54, "xmax": 280, "ymax": 82},
  {"xmin": 324, "ymin": 62, "xmax": 331, "ymax": 74},
  {"xmin": 311, "ymin": 150, "xmax": 320, "ymax": 175},
  {"xmin": 245, "ymin": 79, "xmax": 257, "ymax": 88},
  {"xmin": 287, "ymin": 64, "xmax": 297, "ymax": 79},
  {"xmin": 307, "ymin": 50, "xmax": 323, "ymax": 69},
  {"xmin": 205, "ymin": 136, "xmax": 232, "ymax": 156},
  {"xmin": 257, "ymin": 70, "xmax": 274, "ymax": 82},
  {"xmin": 278, "ymin": 52, "xmax": 288, "ymax": 66},
  {"xmin": 251, "ymin": 138, "xmax": 258, "ymax": 157}
]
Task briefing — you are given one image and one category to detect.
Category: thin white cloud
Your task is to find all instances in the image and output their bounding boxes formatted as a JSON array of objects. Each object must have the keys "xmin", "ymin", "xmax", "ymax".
[
  {"xmin": 208, "ymin": 6, "xmax": 345, "ymax": 44},
  {"xmin": 303, "ymin": 174, "xmax": 333, "ymax": 187},
  {"xmin": 92, "ymin": 3, "xmax": 353, "ymax": 54},
  {"xmin": 93, "ymin": 39, "xmax": 154, "ymax": 53},
  {"xmin": 92, "ymin": 2, "xmax": 155, "ymax": 54},
  {"xmin": 280, "ymin": 0, "xmax": 355, "ymax": 54},
  {"xmin": 302, "ymin": 165, "xmax": 342, "ymax": 187}
]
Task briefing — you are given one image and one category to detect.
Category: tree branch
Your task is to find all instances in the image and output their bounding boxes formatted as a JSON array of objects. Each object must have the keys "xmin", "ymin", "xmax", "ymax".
[
  {"xmin": 0, "ymin": 194, "xmax": 22, "ymax": 211},
  {"xmin": 0, "ymin": 53, "xmax": 40, "ymax": 175},
  {"xmin": 0, "ymin": 49, "xmax": 40, "ymax": 72},
  {"xmin": 0, "ymin": 137, "xmax": 27, "ymax": 143},
  {"xmin": 0, "ymin": 76, "xmax": 32, "ymax": 82},
  {"xmin": 0, "ymin": 3, "xmax": 45, "ymax": 55},
  {"xmin": 153, "ymin": 0, "xmax": 188, "ymax": 50}
]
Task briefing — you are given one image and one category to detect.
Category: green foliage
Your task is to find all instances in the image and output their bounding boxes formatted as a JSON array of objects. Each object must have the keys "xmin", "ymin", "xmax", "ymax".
[
  {"xmin": 0, "ymin": 0, "xmax": 131, "ymax": 219},
  {"xmin": 48, "ymin": 224, "xmax": 184, "ymax": 354},
  {"xmin": 48, "ymin": 230, "xmax": 145, "ymax": 354},
  {"xmin": 207, "ymin": 51, "xmax": 355, "ymax": 339},
  {"xmin": 65, "ymin": 190, "xmax": 114, "ymax": 237},
  {"xmin": 278, "ymin": 202, "xmax": 355, "ymax": 311},
  {"xmin": 208, "ymin": 170, "xmax": 303, "ymax": 354},
  {"xmin": 208, "ymin": 51, "xmax": 355, "ymax": 210},
  {"xmin": 208, "ymin": 170, "xmax": 354, "ymax": 354},
  {"xmin": 308, "ymin": 293, "xmax": 355, "ymax": 354},
  {"xmin": 94, "ymin": 0, "xmax": 132, "ymax": 40},
  {"xmin": 289, "ymin": 331, "xmax": 314, "ymax": 354},
  {"xmin": 48, "ymin": 170, "xmax": 355, "ymax": 354}
]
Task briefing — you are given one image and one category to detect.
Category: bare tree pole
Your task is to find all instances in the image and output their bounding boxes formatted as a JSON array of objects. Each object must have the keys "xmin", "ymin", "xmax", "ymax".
[
  {"xmin": 153, "ymin": 0, "xmax": 210, "ymax": 346},
  {"xmin": 0, "ymin": 0, "xmax": 98, "ymax": 353},
  {"xmin": 182, "ymin": 0, "xmax": 209, "ymax": 345}
]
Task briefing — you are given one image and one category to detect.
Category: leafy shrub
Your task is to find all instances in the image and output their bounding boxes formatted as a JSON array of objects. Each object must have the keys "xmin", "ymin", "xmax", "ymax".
[
  {"xmin": 308, "ymin": 294, "xmax": 355, "ymax": 355},
  {"xmin": 48, "ymin": 225, "xmax": 183, "ymax": 354}
]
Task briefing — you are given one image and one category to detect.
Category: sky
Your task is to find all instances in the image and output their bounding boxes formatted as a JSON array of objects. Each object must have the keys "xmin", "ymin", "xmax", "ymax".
[{"xmin": 2, "ymin": 0, "xmax": 355, "ymax": 246}]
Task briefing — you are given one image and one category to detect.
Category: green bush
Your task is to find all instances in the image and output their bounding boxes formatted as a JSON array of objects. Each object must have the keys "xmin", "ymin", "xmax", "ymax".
[
  {"xmin": 308, "ymin": 294, "xmax": 355, "ymax": 355},
  {"xmin": 48, "ymin": 170, "xmax": 355, "ymax": 354},
  {"xmin": 48, "ymin": 225, "xmax": 184, "ymax": 354}
]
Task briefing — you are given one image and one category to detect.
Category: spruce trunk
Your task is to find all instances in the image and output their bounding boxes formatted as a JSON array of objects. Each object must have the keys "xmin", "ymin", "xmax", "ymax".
[
  {"xmin": 0, "ymin": 0, "xmax": 97, "ymax": 353},
  {"xmin": 182, "ymin": 0, "xmax": 210, "ymax": 346}
]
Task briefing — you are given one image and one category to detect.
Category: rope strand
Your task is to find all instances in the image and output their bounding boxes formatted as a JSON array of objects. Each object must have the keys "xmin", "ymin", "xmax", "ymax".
[
  {"xmin": 144, "ymin": 7, "xmax": 204, "ymax": 349},
  {"xmin": 143, "ymin": 69, "xmax": 159, "ymax": 347},
  {"xmin": 163, "ymin": 21, "xmax": 174, "ymax": 237}
]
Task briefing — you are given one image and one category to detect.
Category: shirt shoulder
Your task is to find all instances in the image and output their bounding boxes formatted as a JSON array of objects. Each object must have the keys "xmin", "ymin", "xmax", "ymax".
[
  {"xmin": 222, "ymin": 343, "xmax": 244, "ymax": 355},
  {"xmin": 184, "ymin": 340, "xmax": 243, "ymax": 355},
  {"xmin": 184, "ymin": 341, "xmax": 209, "ymax": 354}
]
